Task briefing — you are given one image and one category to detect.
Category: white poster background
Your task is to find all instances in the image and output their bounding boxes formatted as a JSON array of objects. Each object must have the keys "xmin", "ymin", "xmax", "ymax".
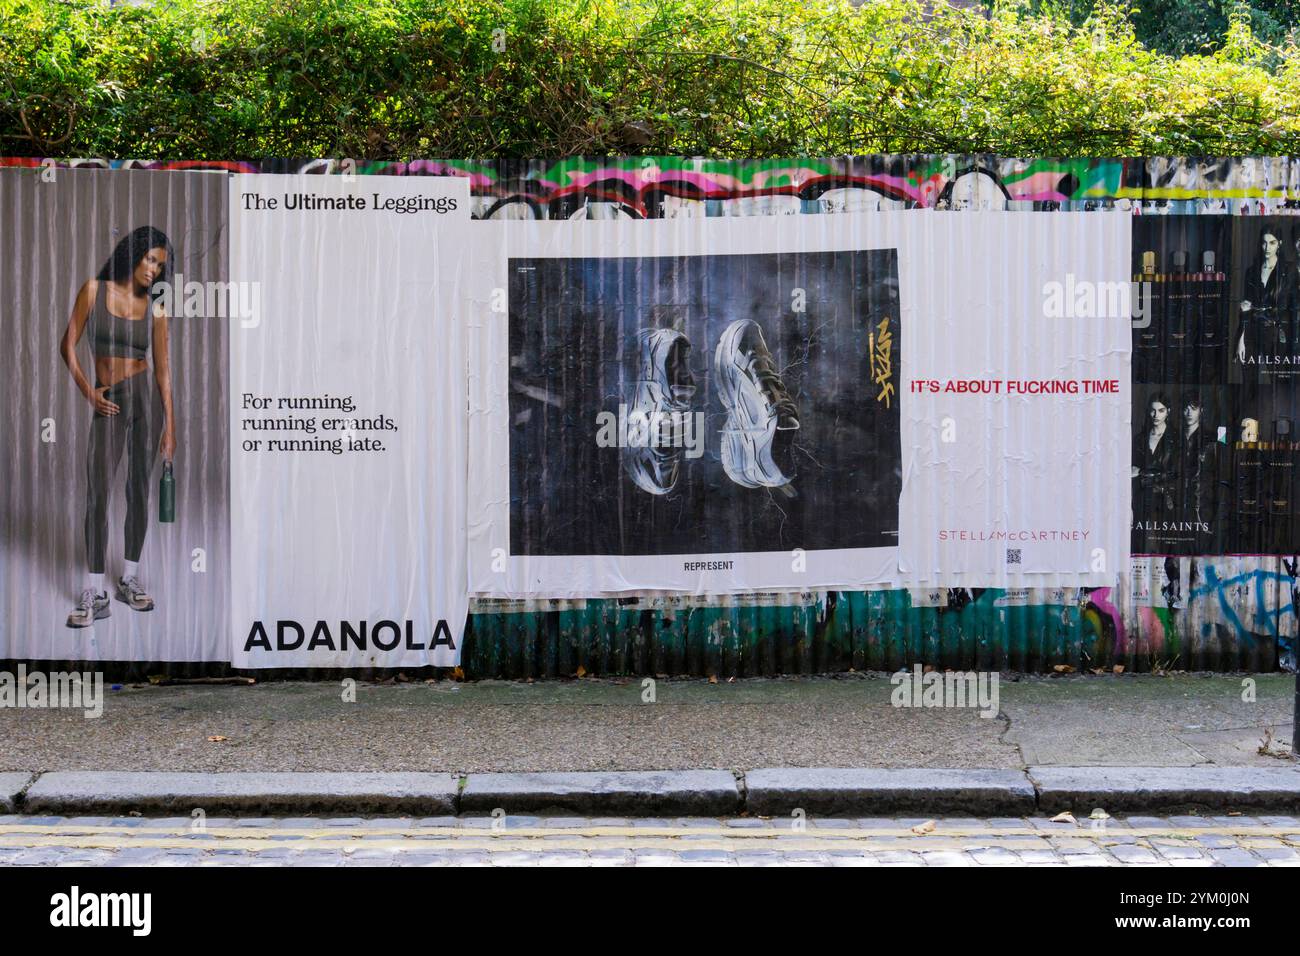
[
  {"xmin": 467, "ymin": 211, "xmax": 1130, "ymax": 597},
  {"xmin": 229, "ymin": 174, "xmax": 470, "ymax": 666},
  {"xmin": 898, "ymin": 213, "xmax": 1130, "ymax": 585}
]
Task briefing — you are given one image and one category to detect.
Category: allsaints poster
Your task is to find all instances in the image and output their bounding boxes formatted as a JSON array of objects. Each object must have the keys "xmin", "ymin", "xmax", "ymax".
[
  {"xmin": 465, "ymin": 211, "xmax": 1132, "ymax": 596},
  {"xmin": 1130, "ymin": 214, "xmax": 1300, "ymax": 557}
]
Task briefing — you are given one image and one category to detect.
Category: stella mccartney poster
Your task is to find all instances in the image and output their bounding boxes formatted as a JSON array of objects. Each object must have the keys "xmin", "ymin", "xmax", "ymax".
[
  {"xmin": 893, "ymin": 213, "xmax": 1131, "ymax": 586},
  {"xmin": 465, "ymin": 212, "xmax": 1132, "ymax": 596},
  {"xmin": 0, "ymin": 169, "xmax": 472, "ymax": 666}
]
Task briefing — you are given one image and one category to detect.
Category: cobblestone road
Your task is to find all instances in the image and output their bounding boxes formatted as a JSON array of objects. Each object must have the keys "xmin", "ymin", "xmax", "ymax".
[{"xmin": 1, "ymin": 814, "xmax": 1299, "ymax": 866}]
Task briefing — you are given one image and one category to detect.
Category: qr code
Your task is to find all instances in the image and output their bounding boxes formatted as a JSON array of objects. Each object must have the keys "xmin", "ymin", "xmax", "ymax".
[{"xmin": 1006, "ymin": 548, "xmax": 1022, "ymax": 565}]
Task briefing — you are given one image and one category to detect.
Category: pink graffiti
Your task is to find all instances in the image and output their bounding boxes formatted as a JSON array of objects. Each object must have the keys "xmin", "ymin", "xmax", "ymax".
[
  {"xmin": 1006, "ymin": 170, "xmax": 1077, "ymax": 202},
  {"xmin": 384, "ymin": 161, "xmax": 495, "ymax": 188},
  {"xmin": 1135, "ymin": 607, "xmax": 1167, "ymax": 656},
  {"xmin": 1088, "ymin": 587, "xmax": 1126, "ymax": 653}
]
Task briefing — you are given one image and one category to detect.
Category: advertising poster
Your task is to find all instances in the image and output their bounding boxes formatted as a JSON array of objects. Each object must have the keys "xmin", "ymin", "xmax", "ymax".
[
  {"xmin": 0, "ymin": 169, "xmax": 474, "ymax": 667},
  {"xmin": 1229, "ymin": 385, "xmax": 1300, "ymax": 555},
  {"xmin": 1130, "ymin": 383, "xmax": 1233, "ymax": 555},
  {"xmin": 467, "ymin": 211, "xmax": 1131, "ymax": 595},
  {"xmin": 228, "ymin": 174, "xmax": 471, "ymax": 667},
  {"xmin": 1130, "ymin": 215, "xmax": 1231, "ymax": 387},
  {"xmin": 508, "ymin": 249, "xmax": 901, "ymax": 554},
  {"xmin": 896, "ymin": 212, "xmax": 1131, "ymax": 585},
  {"xmin": 1230, "ymin": 216, "xmax": 1300, "ymax": 385},
  {"xmin": 1131, "ymin": 214, "xmax": 1300, "ymax": 560},
  {"xmin": 0, "ymin": 167, "xmax": 230, "ymax": 661},
  {"xmin": 467, "ymin": 217, "xmax": 904, "ymax": 595}
]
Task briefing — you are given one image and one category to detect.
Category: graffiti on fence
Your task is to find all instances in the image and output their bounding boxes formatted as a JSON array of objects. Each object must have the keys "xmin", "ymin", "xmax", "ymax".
[
  {"xmin": 6, "ymin": 156, "xmax": 1300, "ymax": 220},
  {"xmin": 4, "ymin": 151, "xmax": 1297, "ymax": 673}
]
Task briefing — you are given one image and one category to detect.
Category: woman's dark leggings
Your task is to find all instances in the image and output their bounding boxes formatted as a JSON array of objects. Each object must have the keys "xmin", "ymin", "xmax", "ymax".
[{"xmin": 85, "ymin": 371, "xmax": 161, "ymax": 574}]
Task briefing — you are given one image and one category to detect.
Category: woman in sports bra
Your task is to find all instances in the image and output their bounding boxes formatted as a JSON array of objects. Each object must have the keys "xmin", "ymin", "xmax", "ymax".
[{"xmin": 58, "ymin": 226, "xmax": 177, "ymax": 628}]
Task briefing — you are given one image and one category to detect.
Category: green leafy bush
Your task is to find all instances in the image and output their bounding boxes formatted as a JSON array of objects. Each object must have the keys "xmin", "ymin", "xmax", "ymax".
[{"xmin": 2, "ymin": 0, "xmax": 1298, "ymax": 158}]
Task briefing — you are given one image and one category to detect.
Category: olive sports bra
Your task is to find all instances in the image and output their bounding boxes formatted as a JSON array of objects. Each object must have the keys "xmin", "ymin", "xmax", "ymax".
[{"xmin": 89, "ymin": 280, "xmax": 151, "ymax": 360}]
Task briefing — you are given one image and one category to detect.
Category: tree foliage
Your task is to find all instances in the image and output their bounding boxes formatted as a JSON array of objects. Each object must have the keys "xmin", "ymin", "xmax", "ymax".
[
  {"xmin": 2, "ymin": 0, "xmax": 1298, "ymax": 159},
  {"xmin": 1021, "ymin": 0, "xmax": 1300, "ymax": 56}
]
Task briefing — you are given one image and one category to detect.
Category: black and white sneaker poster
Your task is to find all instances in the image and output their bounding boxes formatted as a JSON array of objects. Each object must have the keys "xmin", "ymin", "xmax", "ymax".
[{"xmin": 505, "ymin": 250, "xmax": 901, "ymax": 557}]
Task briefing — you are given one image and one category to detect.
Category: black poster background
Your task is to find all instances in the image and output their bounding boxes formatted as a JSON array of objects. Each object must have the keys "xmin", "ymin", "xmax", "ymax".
[
  {"xmin": 1132, "ymin": 215, "xmax": 1300, "ymax": 557},
  {"xmin": 1131, "ymin": 215, "xmax": 1231, "ymax": 387},
  {"xmin": 1230, "ymin": 216, "xmax": 1300, "ymax": 385},
  {"xmin": 506, "ymin": 250, "xmax": 902, "ymax": 557},
  {"xmin": 1131, "ymin": 383, "xmax": 1232, "ymax": 556}
]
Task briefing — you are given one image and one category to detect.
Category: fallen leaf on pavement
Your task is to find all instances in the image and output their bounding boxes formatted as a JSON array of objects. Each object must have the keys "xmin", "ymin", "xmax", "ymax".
[
  {"xmin": 1050, "ymin": 811, "xmax": 1076, "ymax": 824},
  {"xmin": 1113, "ymin": 664, "xmax": 1125, "ymax": 674},
  {"xmin": 207, "ymin": 735, "xmax": 228, "ymax": 742},
  {"xmin": 911, "ymin": 820, "xmax": 937, "ymax": 835},
  {"xmin": 1053, "ymin": 664, "xmax": 1075, "ymax": 674}
]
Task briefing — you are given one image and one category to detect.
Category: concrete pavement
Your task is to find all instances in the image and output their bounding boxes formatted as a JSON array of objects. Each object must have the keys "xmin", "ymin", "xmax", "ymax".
[
  {"xmin": 0, "ymin": 673, "xmax": 1292, "ymax": 773},
  {"xmin": 0, "ymin": 673, "xmax": 1295, "ymax": 816}
]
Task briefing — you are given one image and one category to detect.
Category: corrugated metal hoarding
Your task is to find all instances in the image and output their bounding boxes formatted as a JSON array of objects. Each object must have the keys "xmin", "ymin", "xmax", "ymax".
[{"xmin": 1, "ymin": 155, "xmax": 1297, "ymax": 676}]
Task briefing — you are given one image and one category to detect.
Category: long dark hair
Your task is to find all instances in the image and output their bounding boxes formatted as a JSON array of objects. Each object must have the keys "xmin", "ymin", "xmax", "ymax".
[
  {"xmin": 96, "ymin": 226, "xmax": 174, "ymax": 297},
  {"xmin": 1255, "ymin": 229, "xmax": 1281, "ymax": 266},
  {"xmin": 1145, "ymin": 392, "xmax": 1173, "ymax": 433}
]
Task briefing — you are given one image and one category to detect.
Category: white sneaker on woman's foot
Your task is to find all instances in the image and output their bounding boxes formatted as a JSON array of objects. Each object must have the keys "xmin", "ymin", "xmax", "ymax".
[
  {"xmin": 67, "ymin": 588, "xmax": 110, "ymax": 628},
  {"xmin": 116, "ymin": 575, "xmax": 155, "ymax": 612}
]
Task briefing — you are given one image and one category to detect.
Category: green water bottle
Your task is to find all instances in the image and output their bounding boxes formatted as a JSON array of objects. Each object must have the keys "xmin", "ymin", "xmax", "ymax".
[{"xmin": 159, "ymin": 460, "xmax": 175, "ymax": 523}]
